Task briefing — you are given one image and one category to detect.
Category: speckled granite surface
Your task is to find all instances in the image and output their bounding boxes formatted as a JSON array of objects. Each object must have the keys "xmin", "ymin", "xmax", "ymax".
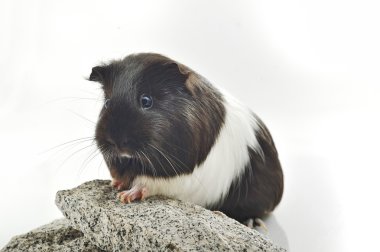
[
  {"xmin": 55, "ymin": 180, "xmax": 285, "ymax": 252},
  {"xmin": 0, "ymin": 218, "xmax": 103, "ymax": 252}
]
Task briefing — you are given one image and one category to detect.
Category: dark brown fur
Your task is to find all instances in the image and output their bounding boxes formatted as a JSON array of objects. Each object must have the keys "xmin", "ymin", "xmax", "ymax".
[
  {"xmin": 90, "ymin": 53, "xmax": 225, "ymax": 180},
  {"xmin": 216, "ymin": 119, "xmax": 284, "ymax": 221}
]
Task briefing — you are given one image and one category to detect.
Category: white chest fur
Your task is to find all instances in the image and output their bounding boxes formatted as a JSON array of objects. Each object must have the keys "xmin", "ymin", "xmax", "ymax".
[{"xmin": 132, "ymin": 91, "xmax": 263, "ymax": 207}]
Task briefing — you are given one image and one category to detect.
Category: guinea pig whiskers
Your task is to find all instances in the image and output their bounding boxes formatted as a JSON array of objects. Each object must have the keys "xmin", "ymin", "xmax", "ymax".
[
  {"xmin": 100, "ymin": 149, "xmax": 110, "ymax": 163},
  {"xmin": 45, "ymin": 137, "xmax": 96, "ymax": 178},
  {"xmin": 82, "ymin": 146, "xmax": 99, "ymax": 167},
  {"xmin": 140, "ymin": 148, "xmax": 156, "ymax": 176},
  {"xmin": 150, "ymin": 143, "xmax": 189, "ymax": 173},
  {"xmin": 98, "ymin": 145, "xmax": 115, "ymax": 164},
  {"xmin": 149, "ymin": 147, "xmax": 169, "ymax": 176},
  {"xmin": 148, "ymin": 144, "xmax": 180, "ymax": 177},
  {"xmin": 67, "ymin": 109, "xmax": 96, "ymax": 125},
  {"xmin": 96, "ymin": 158, "xmax": 105, "ymax": 176},
  {"xmin": 159, "ymin": 141, "xmax": 192, "ymax": 155},
  {"xmin": 135, "ymin": 152, "xmax": 144, "ymax": 174},
  {"xmin": 137, "ymin": 152, "xmax": 148, "ymax": 175},
  {"xmin": 58, "ymin": 143, "xmax": 96, "ymax": 171},
  {"xmin": 159, "ymin": 148, "xmax": 189, "ymax": 172},
  {"xmin": 43, "ymin": 96, "xmax": 99, "ymax": 106},
  {"xmin": 40, "ymin": 136, "xmax": 95, "ymax": 155},
  {"xmin": 78, "ymin": 147, "xmax": 101, "ymax": 177},
  {"xmin": 149, "ymin": 143, "xmax": 208, "ymax": 191}
]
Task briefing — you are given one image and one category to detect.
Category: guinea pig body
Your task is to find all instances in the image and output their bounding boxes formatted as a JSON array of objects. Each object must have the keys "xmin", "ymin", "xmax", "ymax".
[{"xmin": 90, "ymin": 53, "xmax": 283, "ymax": 222}]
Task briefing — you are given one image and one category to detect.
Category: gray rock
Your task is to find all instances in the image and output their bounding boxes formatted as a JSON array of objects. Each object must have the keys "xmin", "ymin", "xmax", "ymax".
[
  {"xmin": 0, "ymin": 218, "xmax": 103, "ymax": 252},
  {"xmin": 56, "ymin": 180, "xmax": 285, "ymax": 252}
]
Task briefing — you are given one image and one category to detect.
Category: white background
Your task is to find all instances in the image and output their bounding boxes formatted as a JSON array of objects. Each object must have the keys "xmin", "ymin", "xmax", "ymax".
[{"xmin": 1, "ymin": 0, "xmax": 380, "ymax": 251}]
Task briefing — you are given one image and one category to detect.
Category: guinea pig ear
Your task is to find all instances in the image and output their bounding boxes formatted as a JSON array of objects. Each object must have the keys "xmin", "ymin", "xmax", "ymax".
[
  {"xmin": 88, "ymin": 65, "xmax": 111, "ymax": 84},
  {"xmin": 164, "ymin": 62, "xmax": 190, "ymax": 77},
  {"xmin": 173, "ymin": 63, "xmax": 200, "ymax": 96},
  {"xmin": 165, "ymin": 62, "xmax": 199, "ymax": 96}
]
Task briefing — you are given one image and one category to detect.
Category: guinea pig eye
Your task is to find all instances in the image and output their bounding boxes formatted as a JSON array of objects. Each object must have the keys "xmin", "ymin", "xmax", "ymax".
[
  {"xmin": 104, "ymin": 99, "xmax": 110, "ymax": 109},
  {"xmin": 140, "ymin": 94, "xmax": 153, "ymax": 109}
]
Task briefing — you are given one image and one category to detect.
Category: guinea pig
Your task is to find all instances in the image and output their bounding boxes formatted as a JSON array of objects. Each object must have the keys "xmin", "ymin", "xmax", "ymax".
[{"xmin": 89, "ymin": 53, "xmax": 283, "ymax": 224}]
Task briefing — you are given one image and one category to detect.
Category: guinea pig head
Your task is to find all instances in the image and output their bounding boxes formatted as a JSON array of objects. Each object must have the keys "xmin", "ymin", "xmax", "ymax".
[{"xmin": 89, "ymin": 53, "xmax": 225, "ymax": 179}]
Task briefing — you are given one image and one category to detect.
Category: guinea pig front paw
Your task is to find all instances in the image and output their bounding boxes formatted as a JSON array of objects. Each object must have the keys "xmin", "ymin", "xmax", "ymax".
[
  {"xmin": 117, "ymin": 184, "xmax": 148, "ymax": 204},
  {"xmin": 244, "ymin": 218, "xmax": 268, "ymax": 233}
]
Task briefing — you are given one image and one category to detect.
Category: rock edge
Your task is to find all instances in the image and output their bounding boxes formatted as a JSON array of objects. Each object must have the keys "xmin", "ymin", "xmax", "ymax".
[{"xmin": 1, "ymin": 180, "xmax": 286, "ymax": 252}]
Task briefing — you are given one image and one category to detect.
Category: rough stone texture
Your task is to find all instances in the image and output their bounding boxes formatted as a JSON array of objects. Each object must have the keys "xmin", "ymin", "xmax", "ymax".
[
  {"xmin": 56, "ymin": 180, "xmax": 285, "ymax": 252},
  {"xmin": 0, "ymin": 218, "xmax": 103, "ymax": 252}
]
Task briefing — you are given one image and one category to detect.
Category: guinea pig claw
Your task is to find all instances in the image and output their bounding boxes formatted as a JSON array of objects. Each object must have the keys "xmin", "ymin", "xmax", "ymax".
[
  {"xmin": 254, "ymin": 218, "xmax": 268, "ymax": 233},
  {"xmin": 245, "ymin": 218, "xmax": 255, "ymax": 229},
  {"xmin": 244, "ymin": 218, "xmax": 268, "ymax": 233},
  {"xmin": 140, "ymin": 188, "xmax": 148, "ymax": 201},
  {"xmin": 212, "ymin": 211, "xmax": 226, "ymax": 217}
]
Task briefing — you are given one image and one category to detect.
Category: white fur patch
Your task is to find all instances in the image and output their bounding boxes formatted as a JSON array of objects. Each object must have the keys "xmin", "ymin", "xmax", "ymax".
[{"xmin": 132, "ymin": 89, "xmax": 263, "ymax": 207}]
